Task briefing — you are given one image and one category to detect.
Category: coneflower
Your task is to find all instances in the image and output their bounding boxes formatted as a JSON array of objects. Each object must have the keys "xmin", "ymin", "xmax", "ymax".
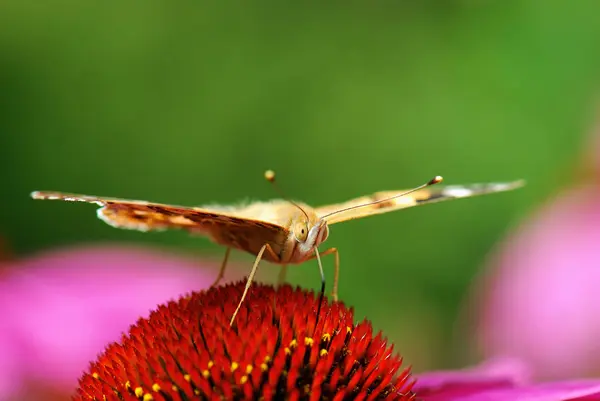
[{"xmin": 74, "ymin": 282, "xmax": 415, "ymax": 400}]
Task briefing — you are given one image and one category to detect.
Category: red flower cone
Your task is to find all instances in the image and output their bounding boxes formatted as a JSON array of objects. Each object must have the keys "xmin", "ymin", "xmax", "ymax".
[{"xmin": 75, "ymin": 282, "xmax": 415, "ymax": 401}]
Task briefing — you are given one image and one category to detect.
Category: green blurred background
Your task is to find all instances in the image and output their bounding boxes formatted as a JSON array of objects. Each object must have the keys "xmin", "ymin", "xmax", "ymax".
[{"xmin": 1, "ymin": 1, "xmax": 599, "ymax": 373}]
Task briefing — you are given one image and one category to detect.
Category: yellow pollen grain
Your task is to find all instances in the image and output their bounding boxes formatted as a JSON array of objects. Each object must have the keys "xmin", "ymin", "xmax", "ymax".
[
  {"xmin": 183, "ymin": 374, "xmax": 191, "ymax": 382},
  {"xmin": 125, "ymin": 381, "xmax": 131, "ymax": 389},
  {"xmin": 284, "ymin": 347, "xmax": 291, "ymax": 355},
  {"xmin": 240, "ymin": 375, "xmax": 248, "ymax": 384},
  {"xmin": 260, "ymin": 363, "xmax": 268, "ymax": 372},
  {"xmin": 171, "ymin": 385, "xmax": 178, "ymax": 392},
  {"xmin": 246, "ymin": 365, "xmax": 253, "ymax": 374},
  {"xmin": 231, "ymin": 362, "xmax": 239, "ymax": 372},
  {"xmin": 289, "ymin": 339, "xmax": 298, "ymax": 348},
  {"xmin": 264, "ymin": 355, "xmax": 271, "ymax": 362},
  {"xmin": 202, "ymin": 370, "xmax": 210, "ymax": 379},
  {"xmin": 92, "ymin": 372, "xmax": 99, "ymax": 379},
  {"xmin": 305, "ymin": 337, "xmax": 314, "ymax": 346},
  {"xmin": 207, "ymin": 360, "xmax": 214, "ymax": 369},
  {"xmin": 194, "ymin": 389, "xmax": 200, "ymax": 395},
  {"xmin": 152, "ymin": 383, "xmax": 160, "ymax": 392},
  {"xmin": 143, "ymin": 394, "xmax": 153, "ymax": 401},
  {"xmin": 320, "ymin": 349, "xmax": 328, "ymax": 357},
  {"xmin": 346, "ymin": 326, "xmax": 352, "ymax": 334},
  {"xmin": 322, "ymin": 333, "xmax": 331, "ymax": 341},
  {"xmin": 134, "ymin": 387, "xmax": 144, "ymax": 397}
]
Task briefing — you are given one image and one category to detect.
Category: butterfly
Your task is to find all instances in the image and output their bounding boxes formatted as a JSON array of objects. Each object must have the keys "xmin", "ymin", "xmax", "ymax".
[{"xmin": 31, "ymin": 172, "xmax": 524, "ymax": 326}]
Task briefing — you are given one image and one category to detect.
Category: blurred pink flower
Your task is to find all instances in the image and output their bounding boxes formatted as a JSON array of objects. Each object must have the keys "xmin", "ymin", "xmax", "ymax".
[
  {"xmin": 415, "ymin": 357, "xmax": 600, "ymax": 400},
  {"xmin": 0, "ymin": 243, "xmax": 220, "ymax": 400},
  {"xmin": 471, "ymin": 184, "xmax": 600, "ymax": 380}
]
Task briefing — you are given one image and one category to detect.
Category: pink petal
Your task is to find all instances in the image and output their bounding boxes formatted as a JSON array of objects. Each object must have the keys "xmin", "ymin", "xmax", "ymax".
[
  {"xmin": 415, "ymin": 359, "xmax": 600, "ymax": 400},
  {"xmin": 455, "ymin": 380, "xmax": 600, "ymax": 401},
  {"xmin": 414, "ymin": 357, "xmax": 531, "ymax": 399}
]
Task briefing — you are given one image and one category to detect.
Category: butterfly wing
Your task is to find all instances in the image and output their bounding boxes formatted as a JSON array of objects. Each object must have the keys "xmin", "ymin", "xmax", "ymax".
[
  {"xmin": 31, "ymin": 191, "xmax": 287, "ymax": 258},
  {"xmin": 315, "ymin": 180, "xmax": 525, "ymax": 225}
]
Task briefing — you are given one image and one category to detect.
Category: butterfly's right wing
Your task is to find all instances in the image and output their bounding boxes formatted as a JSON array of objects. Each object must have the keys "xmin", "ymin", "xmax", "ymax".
[
  {"xmin": 31, "ymin": 191, "xmax": 287, "ymax": 256},
  {"xmin": 315, "ymin": 180, "xmax": 525, "ymax": 225}
]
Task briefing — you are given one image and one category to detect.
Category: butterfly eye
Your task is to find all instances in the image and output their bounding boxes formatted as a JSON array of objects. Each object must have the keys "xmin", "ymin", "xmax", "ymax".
[{"xmin": 294, "ymin": 221, "xmax": 309, "ymax": 242}]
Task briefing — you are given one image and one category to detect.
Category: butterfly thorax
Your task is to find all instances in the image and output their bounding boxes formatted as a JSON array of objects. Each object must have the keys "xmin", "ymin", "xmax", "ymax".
[
  {"xmin": 200, "ymin": 200, "xmax": 327, "ymax": 264},
  {"xmin": 227, "ymin": 200, "xmax": 311, "ymax": 227}
]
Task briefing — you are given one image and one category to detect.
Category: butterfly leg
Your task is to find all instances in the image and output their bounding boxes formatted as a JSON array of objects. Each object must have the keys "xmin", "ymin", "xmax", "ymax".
[
  {"xmin": 210, "ymin": 247, "xmax": 231, "ymax": 288},
  {"xmin": 230, "ymin": 243, "xmax": 279, "ymax": 326},
  {"xmin": 305, "ymin": 247, "xmax": 340, "ymax": 301},
  {"xmin": 277, "ymin": 264, "xmax": 288, "ymax": 286}
]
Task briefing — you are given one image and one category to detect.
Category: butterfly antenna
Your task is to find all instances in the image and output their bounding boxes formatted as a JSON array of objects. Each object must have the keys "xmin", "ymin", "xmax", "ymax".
[
  {"xmin": 264, "ymin": 170, "xmax": 310, "ymax": 220},
  {"xmin": 321, "ymin": 175, "xmax": 444, "ymax": 220},
  {"xmin": 312, "ymin": 247, "xmax": 326, "ymax": 337}
]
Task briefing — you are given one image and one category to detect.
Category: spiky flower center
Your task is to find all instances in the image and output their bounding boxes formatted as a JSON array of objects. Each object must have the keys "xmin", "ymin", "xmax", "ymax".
[{"xmin": 75, "ymin": 282, "xmax": 415, "ymax": 400}]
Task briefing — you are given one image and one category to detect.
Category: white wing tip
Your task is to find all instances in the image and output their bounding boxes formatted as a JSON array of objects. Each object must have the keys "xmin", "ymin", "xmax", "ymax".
[
  {"xmin": 443, "ymin": 179, "xmax": 526, "ymax": 198},
  {"xmin": 497, "ymin": 179, "xmax": 527, "ymax": 191},
  {"xmin": 30, "ymin": 191, "xmax": 105, "ymax": 206},
  {"xmin": 31, "ymin": 191, "xmax": 58, "ymax": 200}
]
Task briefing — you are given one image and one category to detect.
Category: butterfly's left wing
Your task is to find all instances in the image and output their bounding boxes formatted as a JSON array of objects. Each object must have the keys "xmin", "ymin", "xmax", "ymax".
[
  {"xmin": 30, "ymin": 191, "xmax": 288, "ymax": 256},
  {"xmin": 316, "ymin": 180, "xmax": 525, "ymax": 225}
]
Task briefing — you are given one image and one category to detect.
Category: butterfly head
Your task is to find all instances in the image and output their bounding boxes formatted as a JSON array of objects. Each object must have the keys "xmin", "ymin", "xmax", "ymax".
[
  {"xmin": 294, "ymin": 218, "xmax": 329, "ymax": 244},
  {"xmin": 288, "ymin": 216, "xmax": 329, "ymax": 262}
]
